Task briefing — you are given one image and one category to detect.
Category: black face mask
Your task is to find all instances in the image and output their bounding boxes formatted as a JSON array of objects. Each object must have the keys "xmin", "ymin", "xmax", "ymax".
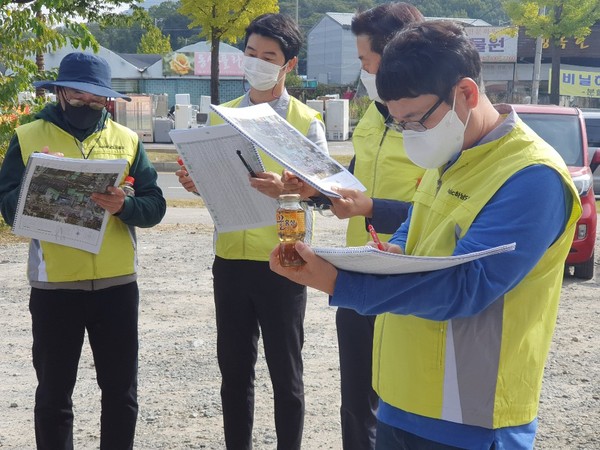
[{"xmin": 62, "ymin": 102, "xmax": 103, "ymax": 130}]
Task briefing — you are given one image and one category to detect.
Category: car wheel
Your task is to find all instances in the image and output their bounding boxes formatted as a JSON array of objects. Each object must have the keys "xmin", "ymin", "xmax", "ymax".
[{"xmin": 573, "ymin": 252, "xmax": 595, "ymax": 280}]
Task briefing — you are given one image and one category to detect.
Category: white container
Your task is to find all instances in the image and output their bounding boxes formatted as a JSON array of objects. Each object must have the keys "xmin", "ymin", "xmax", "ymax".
[
  {"xmin": 174, "ymin": 104, "xmax": 192, "ymax": 129},
  {"xmin": 199, "ymin": 95, "xmax": 212, "ymax": 114},
  {"xmin": 154, "ymin": 93, "xmax": 169, "ymax": 118},
  {"xmin": 114, "ymin": 95, "xmax": 154, "ymax": 143},
  {"xmin": 306, "ymin": 99, "xmax": 325, "ymax": 117},
  {"xmin": 175, "ymin": 93, "xmax": 191, "ymax": 105},
  {"xmin": 325, "ymin": 99, "xmax": 349, "ymax": 141}
]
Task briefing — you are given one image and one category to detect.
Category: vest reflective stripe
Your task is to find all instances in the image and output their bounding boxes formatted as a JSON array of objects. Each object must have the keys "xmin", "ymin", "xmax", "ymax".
[
  {"xmin": 16, "ymin": 119, "xmax": 139, "ymax": 282},
  {"xmin": 212, "ymin": 96, "xmax": 322, "ymax": 261},
  {"xmin": 372, "ymin": 121, "xmax": 582, "ymax": 428},
  {"xmin": 346, "ymin": 102, "xmax": 425, "ymax": 246}
]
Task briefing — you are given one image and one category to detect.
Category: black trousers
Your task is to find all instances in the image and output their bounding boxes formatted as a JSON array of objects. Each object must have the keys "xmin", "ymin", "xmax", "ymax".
[
  {"xmin": 29, "ymin": 282, "xmax": 139, "ymax": 450},
  {"xmin": 213, "ymin": 257, "xmax": 306, "ymax": 450},
  {"xmin": 336, "ymin": 307, "xmax": 379, "ymax": 450}
]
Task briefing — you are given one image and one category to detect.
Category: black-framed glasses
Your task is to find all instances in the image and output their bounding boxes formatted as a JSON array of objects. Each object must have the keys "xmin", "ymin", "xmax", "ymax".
[
  {"xmin": 62, "ymin": 89, "xmax": 107, "ymax": 111},
  {"xmin": 386, "ymin": 97, "xmax": 445, "ymax": 133}
]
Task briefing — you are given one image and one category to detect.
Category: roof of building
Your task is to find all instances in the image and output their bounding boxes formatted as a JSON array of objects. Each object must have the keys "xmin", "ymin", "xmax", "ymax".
[
  {"xmin": 175, "ymin": 41, "xmax": 243, "ymax": 53},
  {"xmin": 119, "ymin": 53, "xmax": 162, "ymax": 70},
  {"xmin": 323, "ymin": 12, "xmax": 492, "ymax": 28}
]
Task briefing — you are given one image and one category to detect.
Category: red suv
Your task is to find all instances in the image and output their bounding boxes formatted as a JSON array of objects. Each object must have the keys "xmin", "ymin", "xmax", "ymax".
[{"xmin": 512, "ymin": 104, "xmax": 596, "ymax": 280}]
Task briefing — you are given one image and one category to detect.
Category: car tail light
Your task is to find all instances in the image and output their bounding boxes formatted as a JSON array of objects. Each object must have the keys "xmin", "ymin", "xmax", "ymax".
[{"xmin": 577, "ymin": 223, "xmax": 588, "ymax": 240}]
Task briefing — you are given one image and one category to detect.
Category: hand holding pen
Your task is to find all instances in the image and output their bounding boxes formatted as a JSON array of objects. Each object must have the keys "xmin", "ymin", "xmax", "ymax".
[
  {"xmin": 366, "ymin": 218, "xmax": 385, "ymax": 251},
  {"xmin": 236, "ymin": 150, "xmax": 258, "ymax": 178}
]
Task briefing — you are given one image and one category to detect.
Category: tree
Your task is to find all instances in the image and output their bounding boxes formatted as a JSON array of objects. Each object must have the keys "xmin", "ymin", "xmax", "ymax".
[
  {"xmin": 0, "ymin": 0, "xmax": 142, "ymax": 161},
  {"xmin": 0, "ymin": 0, "xmax": 143, "ymax": 103},
  {"xmin": 179, "ymin": 0, "xmax": 278, "ymax": 104},
  {"xmin": 138, "ymin": 25, "xmax": 173, "ymax": 54},
  {"xmin": 503, "ymin": 0, "xmax": 600, "ymax": 104},
  {"xmin": 148, "ymin": 1, "xmax": 200, "ymax": 50}
]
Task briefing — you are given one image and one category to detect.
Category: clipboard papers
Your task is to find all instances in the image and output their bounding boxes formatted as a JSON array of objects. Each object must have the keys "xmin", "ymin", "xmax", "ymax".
[
  {"xmin": 12, "ymin": 153, "xmax": 127, "ymax": 254},
  {"xmin": 211, "ymin": 103, "xmax": 366, "ymax": 198},
  {"xmin": 169, "ymin": 124, "xmax": 278, "ymax": 233},
  {"xmin": 313, "ymin": 242, "xmax": 516, "ymax": 275}
]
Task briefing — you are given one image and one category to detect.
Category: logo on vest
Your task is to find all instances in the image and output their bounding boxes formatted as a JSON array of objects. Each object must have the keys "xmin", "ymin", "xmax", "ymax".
[
  {"xmin": 447, "ymin": 188, "xmax": 470, "ymax": 201},
  {"xmin": 97, "ymin": 144, "xmax": 126, "ymax": 150}
]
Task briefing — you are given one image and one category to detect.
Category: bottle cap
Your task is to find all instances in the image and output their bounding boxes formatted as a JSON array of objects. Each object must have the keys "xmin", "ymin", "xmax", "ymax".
[
  {"xmin": 124, "ymin": 175, "xmax": 135, "ymax": 184},
  {"xmin": 278, "ymin": 193, "xmax": 301, "ymax": 201}
]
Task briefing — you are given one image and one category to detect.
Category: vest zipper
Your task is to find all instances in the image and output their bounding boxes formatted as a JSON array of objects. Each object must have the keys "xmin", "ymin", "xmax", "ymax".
[{"xmin": 372, "ymin": 127, "xmax": 389, "ymax": 196}]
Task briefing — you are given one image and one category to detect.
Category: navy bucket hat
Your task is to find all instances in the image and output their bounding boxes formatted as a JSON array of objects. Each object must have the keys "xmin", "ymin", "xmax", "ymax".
[{"xmin": 33, "ymin": 52, "xmax": 131, "ymax": 101}]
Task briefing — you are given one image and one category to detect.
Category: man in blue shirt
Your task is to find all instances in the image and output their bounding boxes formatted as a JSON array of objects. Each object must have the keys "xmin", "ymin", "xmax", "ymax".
[{"xmin": 270, "ymin": 20, "xmax": 581, "ymax": 450}]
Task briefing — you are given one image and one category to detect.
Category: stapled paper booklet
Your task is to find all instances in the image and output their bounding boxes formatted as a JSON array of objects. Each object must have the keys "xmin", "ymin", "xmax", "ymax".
[
  {"xmin": 211, "ymin": 103, "xmax": 366, "ymax": 198},
  {"xmin": 169, "ymin": 124, "xmax": 278, "ymax": 232},
  {"xmin": 313, "ymin": 242, "xmax": 516, "ymax": 275},
  {"xmin": 12, "ymin": 153, "xmax": 127, "ymax": 254}
]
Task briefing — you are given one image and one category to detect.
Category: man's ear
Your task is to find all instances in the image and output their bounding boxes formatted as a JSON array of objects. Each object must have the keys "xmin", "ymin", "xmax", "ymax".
[
  {"xmin": 285, "ymin": 56, "xmax": 298, "ymax": 73},
  {"xmin": 457, "ymin": 77, "xmax": 480, "ymax": 109}
]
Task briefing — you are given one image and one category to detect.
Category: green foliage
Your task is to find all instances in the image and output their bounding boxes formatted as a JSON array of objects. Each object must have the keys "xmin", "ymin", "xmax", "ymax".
[
  {"xmin": 0, "ymin": 0, "xmax": 141, "ymax": 163},
  {"xmin": 349, "ymin": 95, "xmax": 371, "ymax": 121},
  {"xmin": 138, "ymin": 26, "xmax": 173, "ymax": 54},
  {"xmin": 285, "ymin": 71, "xmax": 303, "ymax": 88},
  {"xmin": 178, "ymin": 0, "xmax": 279, "ymax": 103},
  {"xmin": 502, "ymin": 0, "xmax": 600, "ymax": 103},
  {"xmin": 0, "ymin": 101, "xmax": 44, "ymax": 165},
  {"xmin": 502, "ymin": 0, "xmax": 600, "ymax": 40},
  {"xmin": 91, "ymin": 1, "xmax": 201, "ymax": 52},
  {"xmin": 179, "ymin": 0, "xmax": 279, "ymax": 45}
]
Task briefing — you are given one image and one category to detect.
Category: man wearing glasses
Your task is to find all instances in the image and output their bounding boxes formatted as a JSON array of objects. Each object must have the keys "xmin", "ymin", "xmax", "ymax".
[
  {"xmin": 0, "ymin": 52, "xmax": 166, "ymax": 449},
  {"xmin": 270, "ymin": 20, "xmax": 581, "ymax": 449}
]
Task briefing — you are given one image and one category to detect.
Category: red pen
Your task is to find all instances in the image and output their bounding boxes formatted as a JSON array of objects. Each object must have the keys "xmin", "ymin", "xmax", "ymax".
[{"xmin": 367, "ymin": 221, "xmax": 385, "ymax": 251}]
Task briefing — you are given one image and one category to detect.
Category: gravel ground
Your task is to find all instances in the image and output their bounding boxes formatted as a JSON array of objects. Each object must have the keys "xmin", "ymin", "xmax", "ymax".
[{"xmin": 0, "ymin": 208, "xmax": 598, "ymax": 449}]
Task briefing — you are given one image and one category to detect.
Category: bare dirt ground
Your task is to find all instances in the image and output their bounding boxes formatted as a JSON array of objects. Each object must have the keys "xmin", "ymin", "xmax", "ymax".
[{"xmin": 0, "ymin": 208, "xmax": 598, "ymax": 449}]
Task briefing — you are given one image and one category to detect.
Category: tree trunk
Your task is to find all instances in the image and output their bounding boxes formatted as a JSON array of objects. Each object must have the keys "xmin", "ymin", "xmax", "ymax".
[
  {"xmin": 549, "ymin": 4, "xmax": 563, "ymax": 105},
  {"xmin": 210, "ymin": 35, "xmax": 220, "ymax": 105},
  {"xmin": 549, "ymin": 41, "xmax": 561, "ymax": 105},
  {"xmin": 210, "ymin": 6, "xmax": 220, "ymax": 105},
  {"xmin": 35, "ymin": 9, "xmax": 45, "ymax": 99}
]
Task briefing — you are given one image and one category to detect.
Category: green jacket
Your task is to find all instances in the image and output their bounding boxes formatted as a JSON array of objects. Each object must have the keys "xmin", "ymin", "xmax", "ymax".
[{"xmin": 0, "ymin": 104, "xmax": 166, "ymax": 287}]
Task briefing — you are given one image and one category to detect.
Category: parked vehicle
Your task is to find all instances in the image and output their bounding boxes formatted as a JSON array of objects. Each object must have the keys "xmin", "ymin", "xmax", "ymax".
[
  {"xmin": 512, "ymin": 104, "xmax": 597, "ymax": 280},
  {"xmin": 581, "ymin": 109, "xmax": 600, "ymax": 198}
]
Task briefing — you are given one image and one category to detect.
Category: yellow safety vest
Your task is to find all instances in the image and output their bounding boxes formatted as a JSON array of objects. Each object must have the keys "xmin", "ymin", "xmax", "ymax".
[
  {"xmin": 212, "ymin": 96, "xmax": 322, "ymax": 261},
  {"xmin": 16, "ymin": 119, "xmax": 139, "ymax": 282},
  {"xmin": 346, "ymin": 101, "xmax": 425, "ymax": 246},
  {"xmin": 372, "ymin": 120, "xmax": 582, "ymax": 429}
]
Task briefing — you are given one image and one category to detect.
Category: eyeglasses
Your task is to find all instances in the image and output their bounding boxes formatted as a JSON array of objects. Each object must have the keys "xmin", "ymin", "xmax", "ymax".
[
  {"xmin": 385, "ymin": 97, "xmax": 445, "ymax": 133},
  {"xmin": 62, "ymin": 89, "xmax": 107, "ymax": 111}
]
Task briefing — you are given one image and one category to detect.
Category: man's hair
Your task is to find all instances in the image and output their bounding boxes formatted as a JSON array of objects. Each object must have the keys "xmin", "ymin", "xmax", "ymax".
[
  {"xmin": 376, "ymin": 20, "xmax": 482, "ymax": 102},
  {"xmin": 244, "ymin": 13, "xmax": 303, "ymax": 62},
  {"xmin": 351, "ymin": 2, "xmax": 424, "ymax": 55}
]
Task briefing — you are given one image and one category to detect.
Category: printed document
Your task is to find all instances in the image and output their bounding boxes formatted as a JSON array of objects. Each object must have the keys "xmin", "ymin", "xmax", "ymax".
[
  {"xmin": 170, "ymin": 124, "xmax": 278, "ymax": 232},
  {"xmin": 313, "ymin": 242, "xmax": 516, "ymax": 275},
  {"xmin": 211, "ymin": 103, "xmax": 366, "ymax": 198},
  {"xmin": 12, "ymin": 153, "xmax": 127, "ymax": 254}
]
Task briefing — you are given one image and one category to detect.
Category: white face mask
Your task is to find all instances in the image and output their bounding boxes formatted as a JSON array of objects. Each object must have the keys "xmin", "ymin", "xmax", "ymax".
[
  {"xmin": 243, "ymin": 56, "xmax": 287, "ymax": 91},
  {"xmin": 360, "ymin": 69, "xmax": 382, "ymax": 103},
  {"xmin": 402, "ymin": 92, "xmax": 471, "ymax": 169}
]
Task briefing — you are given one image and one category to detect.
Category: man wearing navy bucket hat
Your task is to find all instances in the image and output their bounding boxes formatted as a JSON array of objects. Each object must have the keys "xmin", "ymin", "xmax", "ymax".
[{"xmin": 0, "ymin": 52, "xmax": 166, "ymax": 449}]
